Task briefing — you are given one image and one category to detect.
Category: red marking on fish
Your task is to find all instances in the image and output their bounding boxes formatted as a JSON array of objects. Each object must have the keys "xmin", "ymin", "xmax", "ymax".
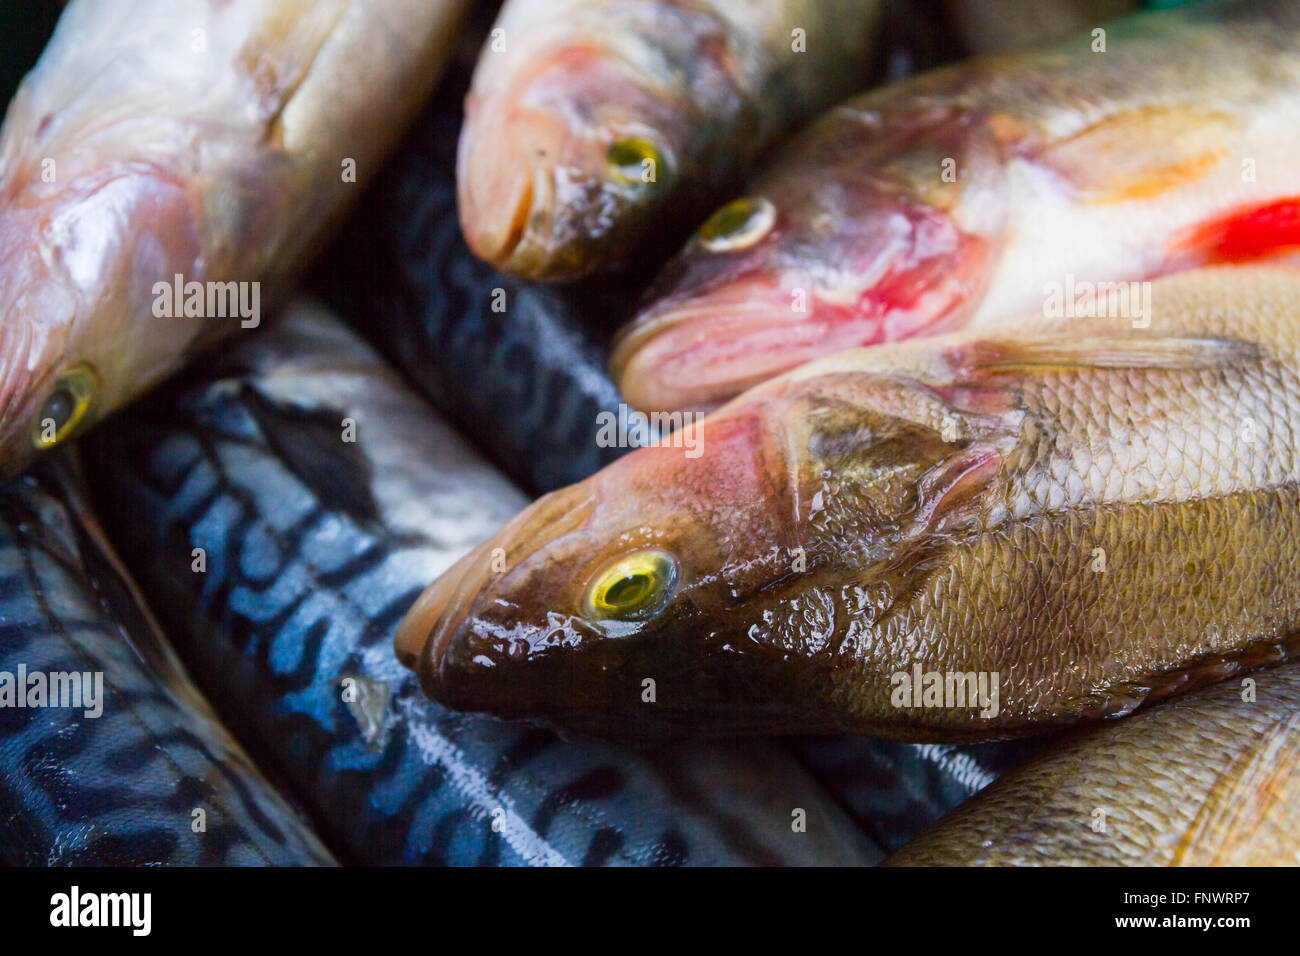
[{"xmin": 1174, "ymin": 198, "xmax": 1300, "ymax": 264}]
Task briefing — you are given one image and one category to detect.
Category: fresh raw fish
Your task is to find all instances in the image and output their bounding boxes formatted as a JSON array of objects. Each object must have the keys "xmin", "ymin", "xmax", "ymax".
[
  {"xmin": 0, "ymin": 0, "xmax": 468, "ymax": 476},
  {"xmin": 402, "ymin": 267, "xmax": 1300, "ymax": 739},
  {"xmin": 458, "ymin": 0, "xmax": 882, "ymax": 279},
  {"xmin": 0, "ymin": 454, "xmax": 334, "ymax": 865},
  {"xmin": 887, "ymin": 664, "xmax": 1300, "ymax": 865},
  {"xmin": 613, "ymin": 0, "xmax": 1300, "ymax": 413},
  {"xmin": 85, "ymin": 299, "xmax": 881, "ymax": 865}
]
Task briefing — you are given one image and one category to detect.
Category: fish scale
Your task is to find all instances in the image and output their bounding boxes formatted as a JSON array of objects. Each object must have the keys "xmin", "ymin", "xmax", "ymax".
[
  {"xmin": 887, "ymin": 662, "xmax": 1300, "ymax": 864},
  {"xmin": 0, "ymin": 456, "xmax": 334, "ymax": 866},
  {"xmin": 400, "ymin": 267, "xmax": 1300, "ymax": 740}
]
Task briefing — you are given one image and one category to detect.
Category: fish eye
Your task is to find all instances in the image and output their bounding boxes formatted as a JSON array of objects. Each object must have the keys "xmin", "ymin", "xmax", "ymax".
[
  {"xmin": 32, "ymin": 363, "xmax": 98, "ymax": 450},
  {"xmin": 584, "ymin": 549, "xmax": 678, "ymax": 621},
  {"xmin": 607, "ymin": 137, "xmax": 662, "ymax": 186},
  {"xmin": 697, "ymin": 197, "xmax": 775, "ymax": 252}
]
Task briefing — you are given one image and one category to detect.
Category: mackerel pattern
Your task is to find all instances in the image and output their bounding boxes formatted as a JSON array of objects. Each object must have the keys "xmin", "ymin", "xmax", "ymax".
[
  {"xmin": 0, "ymin": 456, "xmax": 334, "ymax": 865},
  {"xmin": 84, "ymin": 305, "xmax": 881, "ymax": 866},
  {"xmin": 790, "ymin": 736, "xmax": 1055, "ymax": 852}
]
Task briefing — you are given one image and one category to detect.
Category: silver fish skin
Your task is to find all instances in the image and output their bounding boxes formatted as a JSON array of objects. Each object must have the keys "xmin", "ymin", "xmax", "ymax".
[
  {"xmin": 84, "ymin": 298, "xmax": 881, "ymax": 866},
  {"xmin": 790, "ymin": 735, "xmax": 1050, "ymax": 852},
  {"xmin": 0, "ymin": 0, "xmax": 469, "ymax": 477},
  {"xmin": 0, "ymin": 453, "xmax": 335, "ymax": 866}
]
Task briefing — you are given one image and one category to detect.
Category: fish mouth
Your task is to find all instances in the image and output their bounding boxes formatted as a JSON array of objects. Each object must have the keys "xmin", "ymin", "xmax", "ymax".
[
  {"xmin": 456, "ymin": 99, "xmax": 554, "ymax": 274},
  {"xmin": 456, "ymin": 106, "xmax": 658, "ymax": 280},
  {"xmin": 396, "ymin": 483, "xmax": 597, "ymax": 705},
  {"xmin": 612, "ymin": 229, "xmax": 995, "ymax": 414},
  {"xmin": 611, "ymin": 279, "xmax": 920, "ymax": 416},
  {"xmin": 457, "ymin": 77, "xmax": 633, "ymax": 281},
  {"xmin": 457, "ymin": 36, "xmax": 685, "ymax": 281}
]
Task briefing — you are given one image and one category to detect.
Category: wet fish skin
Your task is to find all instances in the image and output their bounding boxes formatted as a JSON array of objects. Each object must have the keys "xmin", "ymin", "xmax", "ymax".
[
  {"xmin": 0, "ymin": 454, "xmax": 335, "ymax": 866},
  {"xmin": 613, "ymin": 0, "xmax": 1300, "ymax": 414},
  {"xmin": 887, "ymin": 664, "xmax": 1300, "ymax": 865},
  {"xmin": 319, "ymin": 6, "xmax": 1042, "ymax": 819},
  {"xmin": 458, "ymin": 0, "xmax": 882, "ymax": 280},
  {"xmin": 316, "ymin": 57, "xmax": 1033, "ymax": 832},
  {"xmin": 84, "ymin": 299, "xmax": 881, "ymax": 866},
  {"xmin": 402, "ymin": 267, "xmax": 1300, "ymax": 739},
  {"xmin": 314, "ymin": 68, "xmax": 644, "ymax": 495},
  {"xmin": 0, "ymin": 0, "xmax": 468, "ymax": 478}
]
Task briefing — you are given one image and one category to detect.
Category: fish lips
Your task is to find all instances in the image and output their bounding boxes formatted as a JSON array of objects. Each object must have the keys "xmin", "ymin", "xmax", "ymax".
[
  {"xmin": 456, "ymin": 48, "xmax": 685, "ymax": 279},
  {"xmin": 397, "ymin": 483, "xmax": 598, "ymax": 705}
]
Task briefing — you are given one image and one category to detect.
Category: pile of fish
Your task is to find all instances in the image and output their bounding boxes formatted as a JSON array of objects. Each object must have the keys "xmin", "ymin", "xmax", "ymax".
[{"xmin": 3, "ymin": 0, "xmax": 1300, "ymax": 866}]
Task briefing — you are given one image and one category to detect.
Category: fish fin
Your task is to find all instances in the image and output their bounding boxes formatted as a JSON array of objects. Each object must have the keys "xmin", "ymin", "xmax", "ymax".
[
  {"xmin": 915, "ymin": 444, "xmax": 1004, "ymax": 535},
  {"xmin": 1174, "ymin": 710, "xmax": 1300, "ymax": 866},
  {"xmin": 239, "ymin": 385, "xmax": 382, "ymax": 526},
  {"xmin": 1035, "ymin": 106, "xmax": 1237, "ymax": 203},
  {"xmin": 949, "ymin": 336, "xmax": 1263, "ymax": 376}
]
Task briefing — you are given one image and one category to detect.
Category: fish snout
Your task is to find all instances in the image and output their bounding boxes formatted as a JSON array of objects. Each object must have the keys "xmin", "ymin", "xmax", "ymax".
[
  {"xmin": 457, "ymin": 102, "xmax": 666, "ymax": 279},
  {"xmin": 457, "ymin": 44, "xmax": 684, "ymax": 280},
  {"xmin": 456, "ymin": 98, "xmax": 553, "ymax": 273},
  {"xmin": 396, "ymin": 483, "xmax": 597, "ymax": 705}
]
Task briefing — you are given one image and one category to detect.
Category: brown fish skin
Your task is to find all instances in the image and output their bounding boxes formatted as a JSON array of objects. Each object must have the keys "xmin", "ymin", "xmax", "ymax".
[
  {"xmin": 886, "ymin": 664, "xmax": 1300, "ymax": 865},
  {"xmin": 0, "ymin": 0, "xmax": 468, "ymax": 478},
  {"xmin": 399, "ymin": 267, "xmax": 1300, "ymax": 739},
  {"xmin": 613, "ymin": 0, "xmax": 1300, "ymax": 415},
  {"xmin": 456, "ymin": 0, "xmax": 882, "ymax": 281}
]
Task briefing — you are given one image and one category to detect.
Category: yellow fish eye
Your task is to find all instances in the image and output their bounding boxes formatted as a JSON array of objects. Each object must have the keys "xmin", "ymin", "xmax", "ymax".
[
  {"xmin": 698, "ymin": 197, "xmax": 775, "ymax": 252},
  {"xmin": 32, "ymin": 363, "xmax": 98, "ymax": 450},
  {"xmin": 584, "ymin": 549, "xmax": 678, "ymax": 621},
  {"xmin": 607, "ymin": 137, "xmax": 661, "ymax": 186}
]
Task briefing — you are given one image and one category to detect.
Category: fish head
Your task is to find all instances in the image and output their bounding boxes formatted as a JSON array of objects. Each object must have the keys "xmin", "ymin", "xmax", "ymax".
[
  {"xmin": 611, "ymin": 107, "xmax": 1012, "ymax": 414},
  {"xmin": 457, "ymin": 36, "xmax": 702, "ymax": 279},
  {"xmin": 0, "ymin": 147, "xmax": 210, "ymax": 476},
  {"xmin": 398, "ymin": 361, "xmax": 1019, "ymax": 737},
  {"xmin": 0, "ymin": 213, "xmax": 85, "ymax": 474}
]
